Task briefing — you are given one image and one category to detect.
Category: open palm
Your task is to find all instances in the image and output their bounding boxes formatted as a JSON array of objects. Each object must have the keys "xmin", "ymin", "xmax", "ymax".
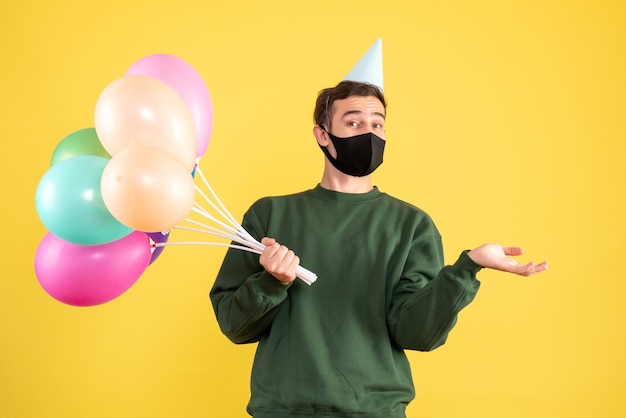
[{"xmin": 468, "ymin": 244, "xmax": 548, "ymax": 276}]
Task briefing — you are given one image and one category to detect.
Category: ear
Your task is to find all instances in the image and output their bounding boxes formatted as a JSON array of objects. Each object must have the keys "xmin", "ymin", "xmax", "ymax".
[{"xmin": 313, "ymin": 125, "xmax": 329, "ymax": 146}]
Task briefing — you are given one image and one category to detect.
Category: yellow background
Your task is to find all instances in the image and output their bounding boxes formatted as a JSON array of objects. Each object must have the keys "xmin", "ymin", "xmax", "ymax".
[{"xmin": 1, "ymin": 0, "xmax": 624, "ymax": 417}]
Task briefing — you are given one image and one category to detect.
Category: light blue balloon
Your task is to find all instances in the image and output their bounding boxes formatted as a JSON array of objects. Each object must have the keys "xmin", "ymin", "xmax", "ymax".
[{"xmin": 35, "ymin": 155, "xmax": 133, "ymax": 245}]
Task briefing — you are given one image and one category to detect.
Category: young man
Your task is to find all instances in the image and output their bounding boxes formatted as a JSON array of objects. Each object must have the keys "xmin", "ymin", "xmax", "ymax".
[{"xmin": 210, "ymin": 81, "xmax": 548, "ymax": 417}]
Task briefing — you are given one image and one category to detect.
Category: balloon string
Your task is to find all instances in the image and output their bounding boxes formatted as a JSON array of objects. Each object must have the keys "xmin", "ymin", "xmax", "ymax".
[
  {"xmin": 194, "ymin": 165, "xmax": 261, "ymax": 247},
  {"xmin": 156, "ymin": 241, "xmax": 262, "ymax": 255},
  {"xmin": 174, "ymin": 225, "xmax": 242, "ymax": 243},
  {"xmin": 162, "ymin": 164, "xmax": 317, "ymax": 285},
  {"xmin": 157, "ymin": 240, "xmax": 316, "ymax": 285},
  {"xmin": 195, "ymin": 165, "xmax": 251, "ymax": 238},
  {"xmin": 188, "ymin": 206, "xmax": 243, "ymax": 241}
]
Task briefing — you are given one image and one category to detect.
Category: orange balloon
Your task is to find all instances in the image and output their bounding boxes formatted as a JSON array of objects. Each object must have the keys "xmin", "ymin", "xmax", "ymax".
[
  {"xmin": 94, "ymin": 75, "xmax": 196, "ymax": 169},
  {"xmin": 101, "ymin": 146, "xmax": 196, "ymax": 232}
]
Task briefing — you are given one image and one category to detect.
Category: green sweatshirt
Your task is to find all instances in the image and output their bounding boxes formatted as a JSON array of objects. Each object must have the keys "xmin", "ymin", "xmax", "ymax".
[{"xmin": 210, "ymin": 185, "xmax": 481, "ymax": 417}]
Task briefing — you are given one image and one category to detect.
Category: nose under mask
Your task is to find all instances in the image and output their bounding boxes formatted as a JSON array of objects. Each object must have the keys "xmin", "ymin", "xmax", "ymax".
[{"xmin": 319, "ymin": 126, "xmax": 386, "ymax": 177}]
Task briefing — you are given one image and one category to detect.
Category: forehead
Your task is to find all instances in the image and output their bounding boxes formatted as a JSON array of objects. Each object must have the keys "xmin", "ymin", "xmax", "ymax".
[{"xmin": 331, "ymin": 95, "xmax": 386, "ymax": 119}]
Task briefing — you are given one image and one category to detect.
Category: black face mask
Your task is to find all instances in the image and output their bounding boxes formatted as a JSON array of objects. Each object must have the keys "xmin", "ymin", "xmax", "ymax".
[{"xmin": 319, "ymin": 125, "xmax": 386, "ymax": 177}]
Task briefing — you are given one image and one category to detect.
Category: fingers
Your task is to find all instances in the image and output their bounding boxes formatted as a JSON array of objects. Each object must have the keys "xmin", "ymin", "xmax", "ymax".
[
  {"xmin": 261, "ymin": 237, "xmax": 276, "ymax": 247},
  {"xmin": 260, "ymin": 237, "xmax": 299, "ymax": 284},
  {"xmin": 516, "ymin": 262, "xmax": 536, "ymax": 276},
  {"xmin": 530, "ymin": 261, "xmax": 550, "ymax": 275},
  {"xmin": 515, "ymin": 261, "xmax": 550, "ymax": 277}
]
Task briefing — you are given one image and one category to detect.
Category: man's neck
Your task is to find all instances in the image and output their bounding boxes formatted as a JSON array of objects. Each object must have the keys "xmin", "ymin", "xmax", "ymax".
[{"xmin": 320, "ymin": 170, "xmax": 374, "ymax": 194}]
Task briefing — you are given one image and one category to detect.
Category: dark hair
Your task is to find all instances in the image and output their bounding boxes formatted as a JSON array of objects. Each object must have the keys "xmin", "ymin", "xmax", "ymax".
[{"xmin": 313, "ymin": 80, "xmax": 387, "ymax": 129}]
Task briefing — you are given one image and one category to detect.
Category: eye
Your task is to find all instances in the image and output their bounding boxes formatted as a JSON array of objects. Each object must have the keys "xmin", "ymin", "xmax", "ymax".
[
  {"xmin": 347, "ymin": 121, "xmax": 360, "ymax": 127},
  {"xmin": 372, "ymin": 122, "xmax": 383, "ymax": 129}
]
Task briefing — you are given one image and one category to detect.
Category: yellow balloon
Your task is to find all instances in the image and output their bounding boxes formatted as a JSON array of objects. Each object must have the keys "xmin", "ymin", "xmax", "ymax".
[
  {"xmin": 101, "ymin": 146, "xmax": 196, "ymax": 232},
  {"xmin": 94, "ymin": 75, "xmax": 196, "ymax": 169}
]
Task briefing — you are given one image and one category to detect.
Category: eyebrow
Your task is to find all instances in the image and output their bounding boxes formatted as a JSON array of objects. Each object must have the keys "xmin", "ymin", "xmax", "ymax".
[{"xmin": 341, "ymin": 110, "xmax": 386, "ymax": 120}]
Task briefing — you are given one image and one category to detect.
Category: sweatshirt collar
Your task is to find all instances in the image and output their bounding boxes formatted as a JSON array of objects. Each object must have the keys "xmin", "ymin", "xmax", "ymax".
[{"xmin": 311, "ymin": 184, "xmax": 382, "ymax": 203}]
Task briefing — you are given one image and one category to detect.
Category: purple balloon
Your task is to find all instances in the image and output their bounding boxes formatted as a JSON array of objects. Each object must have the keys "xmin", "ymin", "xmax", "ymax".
[
  {"xmin": 34, "ymin": 232, "xmax": 151, "ymax": 306},
  {"xmin": 146, "ymin": 230, "xmax": 170, "ymax": 264}
]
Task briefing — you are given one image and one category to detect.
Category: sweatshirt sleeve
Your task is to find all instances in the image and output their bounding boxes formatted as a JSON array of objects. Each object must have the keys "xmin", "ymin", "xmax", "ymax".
[
  {"xmin": 209, "ymin": 206, "xmax": 290, "ymax": 344},
  {"xmin": 386, "ymin": 220, "xmax": 482, "ymax": 352}
]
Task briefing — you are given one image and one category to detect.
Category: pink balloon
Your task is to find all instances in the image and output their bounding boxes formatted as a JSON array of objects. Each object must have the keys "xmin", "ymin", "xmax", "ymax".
[
  {"xmin": 126, "ymin": 54, "xmax": 214, "ymax": 158},
  {"xmin": 94, "ymin": 75, "xmax": 196, "ymax": 169},
  {"xmin": 34, "ymin": 232, "xmax": 152, "ymax": 306}
]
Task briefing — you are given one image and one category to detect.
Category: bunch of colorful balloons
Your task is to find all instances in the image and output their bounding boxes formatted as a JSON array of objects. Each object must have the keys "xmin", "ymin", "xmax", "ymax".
[{"xmin": 34, "ymin": 54, "xmax": 214, "ymax": 307}]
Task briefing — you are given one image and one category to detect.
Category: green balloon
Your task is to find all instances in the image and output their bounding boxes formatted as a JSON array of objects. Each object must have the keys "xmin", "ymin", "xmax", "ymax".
[
  {"xmin": 35, "ymin": 155, "xmax": 133, "ymax": 245},
  {"xmin": 50, "ymin": 128, "xmax": 111, "ymax": 166}
]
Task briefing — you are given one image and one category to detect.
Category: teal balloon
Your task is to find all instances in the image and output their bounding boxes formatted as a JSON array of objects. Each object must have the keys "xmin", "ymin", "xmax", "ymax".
[
  {"xmin": 50, "ymin": 128, "xmax": 111, "ymax": 166},
  {"xmin": 35, "ymin": 155, "xmax": 133, "ymax": 245}
]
